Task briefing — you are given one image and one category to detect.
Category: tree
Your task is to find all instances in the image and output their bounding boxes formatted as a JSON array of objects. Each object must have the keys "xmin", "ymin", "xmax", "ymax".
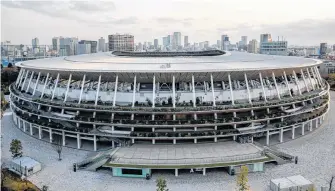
[
  {"xmin": 329, "ymin": 175, "xmax": 334, "ymax": 191},
  {"xmin": 236, "ymin": 165, "xmax": 250, "ymax": 191},
  {"xmin": 7, "ymin": 63, "xmax": 13, "ymax": 68},
  {"xmin": 10, "ymin": 139, "xmax": 23, "ymax": 158},
  {"xmin": 156, "ymin": 177, "xmax": 169, "ymax": 191},
  {"xmin": 52, "ymin": 136, "xmax": 63, "ymax": 161},
  {"xmin": 42, "ymin": 185, "xmax": 49, "ymax": 191},
  {"xmin": 167, "ymin": 97, "xmax": 172, "ymax": 105}
]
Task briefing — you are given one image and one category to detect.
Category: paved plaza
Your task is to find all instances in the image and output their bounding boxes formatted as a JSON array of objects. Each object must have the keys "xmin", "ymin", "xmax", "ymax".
[{"xmin": 1, "ymin": 92, "xmax": 334, "ymax": 191}]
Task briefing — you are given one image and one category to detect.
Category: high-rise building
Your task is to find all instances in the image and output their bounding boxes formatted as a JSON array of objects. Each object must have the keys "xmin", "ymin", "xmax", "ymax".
[
  {"xmin": 241, "ymin": 36, "xmax": 248, "ymax": 46},
  {"xmin": 98, "ymin": 37, "xmax": 106, "ymax": 52},
  {"xmin": 333, "ymin": 44, "xmax": 335, "ymax": 51},
  {"xmin": 167, "ymin": 35, "xmax": 172, "ymax": 46},
  {"xmin": 260, "ymin": 34, "xmax": 272, "ymax": 43},
  {"xmin": 320, "ymin": 43, "xmax": 327, "ymax": 55},
  {"xmin": 79, "ymin": 40, "xmax": 98, "ymax": 53},
  {"xmin": 163, "ymin": 37, "xmax": 168, "ymax": 47},
  {"xmin": 204, "ymin": 41, "xmax": 209, "ymax": 49},
  {"xmin": 184, "ymin": 36, "xmax": 189, "ymax": 47},
  {"xmin": 260, "ymin": 41, "xmax": 287, "ymax": 55},
  {"xmin": 216, "ymin": 40, "xmax": 221, "ymax": 49},
  {"xmin": 247, "ymin": 39, "xmax": 258, "ymax": 53},
  {"xmin": 108, "ymin": 34, "xmax": 134, "ymax": 51},
  {"xmin": 173, "ymin": 32, "xmax": 181, "ymax": 50},
  {"xmin": 77, "ymin": 43, "xmax": 91, "ymax": 55},
  {"xmin": 154, "ymin": 39, "xmax": 158, "ymax": 49},
  {"xmin": 52, "ymin": 37, "xmax": 60, "ymax": 51},
  {"xmin": 221, "ymin": 35, "xmax": 230, "ymax": 51},
  {"xmin": 32, "ymin": 38, "xmax": 39, "ymax": 48}
]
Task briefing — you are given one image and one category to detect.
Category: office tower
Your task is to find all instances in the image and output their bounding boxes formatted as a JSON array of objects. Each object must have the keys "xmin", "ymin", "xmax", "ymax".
[
  {"xmin": 52, "ymin": 37, "xmax": 60, "ymax": 51},
  {"xmin": 32, "ymin": 38, "xmax": 39, "ymax": 48},
  {"xmin": 163, "ymin": 37, "xmax": 168, "ymax": 47},
  {"xmin": 108, "ymin": 34, "xmax": 134, "ymax": 51},
  {"xmin": 154, "ymin": 39, "xmax": 158, "ymax": 49},
  {"xmin": 241, "ymin": 36, "xmax": 248, "ymax": 46},
  {"xmin": 79, "ymin": 40, "xmax": 97, "ymax": 53},
  {"xmin": 204, "ymin": 41, "xmax": 209, "ymax": 49},
  {"xmin": 167, "ymin": 35, "xmax": 172, "ymax": 46},
  {"xmin": 77, "ymin": 43, "xmax": 91, "ymax": 55},
  {"xmin": 260, "ymin": 34, "xmax": 272, "ymax": 43},
  {"xmin": 98, "ymin": 37, "xmax": 106, "ymax": 52},
  {"xmin": 320, "ymin": 43, "xmax": 328, "ymax": 55},
  {"xmin": 217, "ymin": 40, "xmax": 221, "ymax": 49},
  {"xmin": 184, "ymin": 36, "xmax": 189, "ymax": 47},
  {"xmin": 333, "ymin": 44, "xmax": 335, "ymax": 51},
  {"xmin": 260, "ymin": 35, "xmax": 287, "ymax": 55},
  {"xmin": 221, "ymin": 35, "xmax": 230, "ymax": 51},
  {"xmin": 247, "ymin": 39, "xmax": 258, "ymax": 53},
  {"xmin": 173, "ymin": 32, "xmax": 181, "ymax": 50}
]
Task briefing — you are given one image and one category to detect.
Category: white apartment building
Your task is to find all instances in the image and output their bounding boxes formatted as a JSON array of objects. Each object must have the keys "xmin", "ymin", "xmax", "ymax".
[
  {"xmin": 98, "ymin": 37, "xmax": 106, "ymax": 52},
  {"xmin": 260, "ymin": 41, "xmax": 288, "ymax": 56},
  {"xmin": 247, "ymin": 39, "xmax": 258, "ymax": 53},
  {"xmin": 108, "ymin": 34, "xmax": 134, "ymax": 51}
]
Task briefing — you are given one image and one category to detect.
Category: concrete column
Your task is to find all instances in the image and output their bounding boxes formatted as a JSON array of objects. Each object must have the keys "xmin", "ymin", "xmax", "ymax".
[
  {"xmin": 51, "ymin": 73, "xmax": 60, "ymax": 100},
  {"xmin": 15, "ymin": 69, "xmax": 24, "ymax": 86},
  {"xmin": 21, "ymin": 70, "xmax": 29, "ymax": 90},
  {"xmin": 315, "ymin": 118, "xmax": 319, "ymax": 128},
  {"xmin": 259, "ymin": 72, "xmax": 267, "ymax": 102},
  {"xmin": 309, "ymin": 120, "xmax": 313, "ymax": 131},
  {"xmin": 292, "ymin": 126, "xmax": 295, "ymax": 139},
  {"xmin": 244, "ymin": 73, "xmax": 252, "ymax": 103},
  {"xmin": 293, "ymin": 70, "xmax": 302, "ymax": 95},
  {"xmin": 18, "ymin": 119, "xmax": 21, "ymax": 129},
  {"xmin": 132, "ymin": 75, "xmax": 137, "ymax": 107},
  {"xmin": 301, "ymin": 69, "xmax": 309, "ymax": 92},
  {"xmin": 40, "ymin": 73, "xmax": 50, "ymax": 98},
  {"xmin": 228, "ymin": 73, "xmax": 234, "ymax": 105},
  {"xmin": 62, "ymin": 131, "xmax": 66, "ymax": 146},
  {"xmin": 152, "ymin": 139, "xmax": 155, "ymax": 144},
  {"xmin": 30, "ymin": 123, "xmax": 33, "ymax": 135},
  {"xmin": 93, "ymin": 135, "xmax": 97, "ymax": 151},
  {"xmin": 38, "ymin": 126, "xmax": 42, "ymax": 139},
  {"xmin": 23, "ymin": 122, "xmax": 26, "ymax": 132},
  {"xmin": 132, "ymin": 139, "xmax": 135, "ymax": 144},
  {"xmin": 77, "ymin": 133, "xmax": 81, "ymax": 149},
  {"xmin": 112, "ymin": 141, "xmax": 115, "ymax": 148},
  {"xmin": 210, "ymin": 74, "xmax": 216, "ymax": 106},
  {"xmin": 18, "ymin": 69, "xmax": 26, "ymax": 88},
  {"xmin": 214, "ymin": 137, "xmax": 217, "ymax": 142},
  {"xmin": 311, "ymin": 67, "xmax": 321, "ymax": 88},
  {"xmin": 32, "ymin": 72, "xmax": 41, "ymax": 96},
  {"xmin": 172, "ymin": 75, "xmax": 176, "ymax": 108},
  {"xmin": 283, "ymin": 71, "xmax": 292, "ymax": 97},
  {"xmin": 302, "ymin": 123, "xmax": 305, "ymax": 135},
  {"xmin": 279, "ymin": 128, "xmax": 283, "ymax": 143},
  {"xmin": 272, "ymin": 71, "xmax": 281, "ymax": 100},
  {"xmin": 49, "ymin": 128, "xmax": 52, "ymax": 143},
  {"xmin": 95, "ymin": 75, "xmax": 102, "ymax": 105},
  {"xmin": 191, "ymin": 75, "xmax": 196, "ymax": 107},
  {"xmin": 175, "ymin": 169, "xmax": 178, "ymax": 177},
  {"xmin": 194, "ymin": 138, "xmax": 197, "ymax": 144},
  {"xmin": 203, "ymin": 168, "xmax": 206, "ymax": 176},
  {"xmin": 64, "ymin": 73, "xmax": 72, "ymax": 102},
  {"xmin": 306, "ymin": 68, "xmax": 315, "ymax": 90},
  {"xmin": 78, "ymin": 74, "xmax": 86, "ymax": 104},
  {"xmin": 152, "ymin": 75, "xmax": 156, "ymax": 108},
  {"xmin": 173, "ymin": 139, "xmax": 176, "ymax": 144},
  {"xmin": 113, "ymin": 75, "xmax": 118, "ymax": 106},
  {"xmin": 26, "ymin": 71, "xmax": 34, "ymax": 92},
  {"xmin": 266, "ymin": 131, "xmax": 270, "ymax": 146}
]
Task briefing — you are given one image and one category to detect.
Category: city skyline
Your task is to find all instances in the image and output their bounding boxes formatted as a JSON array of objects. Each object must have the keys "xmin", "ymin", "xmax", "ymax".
[{"xmin": 1, "ymin": 0, "xmax": 335, "ymax": 46}]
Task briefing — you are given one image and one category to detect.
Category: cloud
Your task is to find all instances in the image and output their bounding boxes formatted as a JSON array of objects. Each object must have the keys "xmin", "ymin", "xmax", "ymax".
[
  {"xmin": 1, "ymin": 1, "xmax": 135, "ymax": 26},
  {"xmin": 155, "ymin": 17, "xmax": 193, "ymax": 27}
]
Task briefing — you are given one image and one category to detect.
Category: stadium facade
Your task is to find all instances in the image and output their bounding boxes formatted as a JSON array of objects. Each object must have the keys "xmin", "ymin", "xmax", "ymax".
[{"xmin": 9, "ymin": 50, "xmax": 330, "ymax": 176}]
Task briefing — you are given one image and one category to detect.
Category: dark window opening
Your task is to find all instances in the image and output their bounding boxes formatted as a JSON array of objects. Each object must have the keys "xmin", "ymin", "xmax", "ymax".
[{"xmin": 122, "ymin": 168, "xmax": 143, "ymax": 175}]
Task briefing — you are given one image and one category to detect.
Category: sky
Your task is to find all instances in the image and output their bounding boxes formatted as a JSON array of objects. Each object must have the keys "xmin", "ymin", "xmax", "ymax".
[{"xmin": 1, "ymin": 0, "xmax": 335, "ymax": 46}]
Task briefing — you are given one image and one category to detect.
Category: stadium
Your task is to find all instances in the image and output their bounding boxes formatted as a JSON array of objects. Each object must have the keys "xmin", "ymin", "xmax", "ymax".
[{"xmin": 9, "ymin": 50, "xmax": 330, "ymax": 177}]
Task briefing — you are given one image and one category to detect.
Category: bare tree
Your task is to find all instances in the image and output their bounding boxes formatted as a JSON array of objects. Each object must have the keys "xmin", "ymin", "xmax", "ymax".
[
  {"xmin": 52, "ymin": 136, "xmax": 63, "ymax": 161},
  {"xmin": 329, "ymin": 175, "xmax": 334, "ymax": 191}
]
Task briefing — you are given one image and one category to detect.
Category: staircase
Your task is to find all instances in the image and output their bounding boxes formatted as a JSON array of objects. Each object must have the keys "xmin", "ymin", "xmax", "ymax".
[
  {"xmin": 76, "ymin": 148, "xmax": 119, "ymax": 171},
  {"xmin": 264, "ymin": 146, "xmax": 295, "ymax": 165}
]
